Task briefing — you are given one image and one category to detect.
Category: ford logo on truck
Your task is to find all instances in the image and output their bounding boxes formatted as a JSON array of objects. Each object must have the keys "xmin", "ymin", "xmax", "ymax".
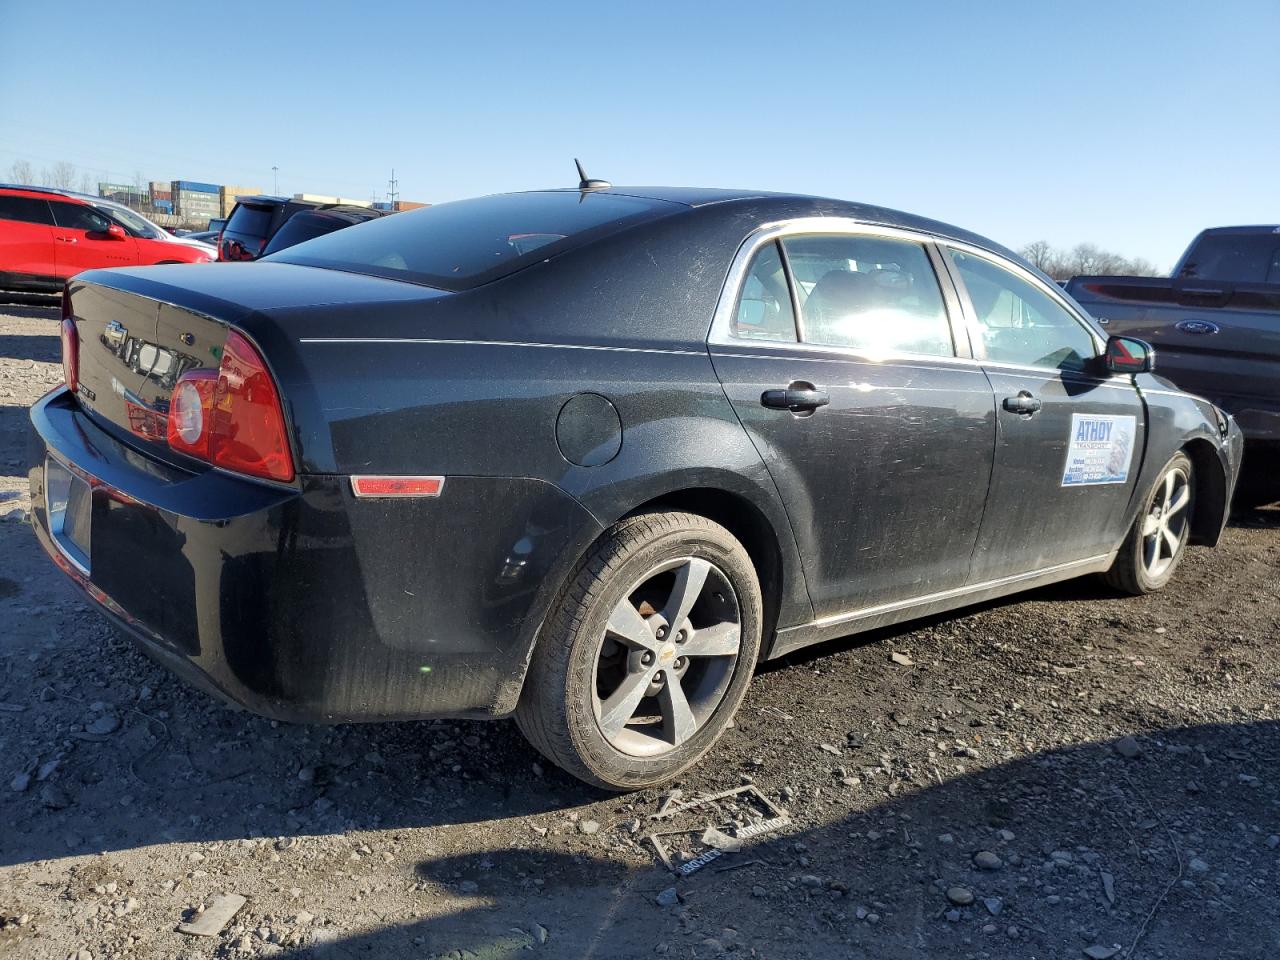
[{"xmin": 1174, "ymin": 319, "xmax": 1220, "ymax": 335}]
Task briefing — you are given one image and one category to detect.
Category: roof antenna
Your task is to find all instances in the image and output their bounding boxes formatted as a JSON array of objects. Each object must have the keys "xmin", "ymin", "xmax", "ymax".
[{"xmin": 575, "ymin": 158, "xmax": 611, "ymax": 192}]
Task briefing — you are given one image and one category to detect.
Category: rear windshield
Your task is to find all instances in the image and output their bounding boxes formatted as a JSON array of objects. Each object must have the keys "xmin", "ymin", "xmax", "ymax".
[
  {"xmin": 266, "ymin": 191, "xmax": 678, "ymax": 291},
  {"xmin": 1179, "ymin": 233, "xmax": 1280, "ymax": 283},
  {"xmin": 226, "ymin": 203, "xmax": 275, "ymax": 240}
]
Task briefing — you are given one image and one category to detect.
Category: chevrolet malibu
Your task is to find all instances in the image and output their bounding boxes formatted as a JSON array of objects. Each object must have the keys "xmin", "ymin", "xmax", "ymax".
[{"xmin": 29, "ymin": 186, "xmax": 1243, "ymax": 789}]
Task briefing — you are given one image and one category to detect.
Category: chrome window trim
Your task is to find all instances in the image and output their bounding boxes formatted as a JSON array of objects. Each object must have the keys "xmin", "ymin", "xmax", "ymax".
[
  {"xmin": 709, "ymin": 218, "xmax": 972, "ymax": 363},
  {"xmin": 708, "ymin": 217, "xmax": 1109, "ymax": 374}
]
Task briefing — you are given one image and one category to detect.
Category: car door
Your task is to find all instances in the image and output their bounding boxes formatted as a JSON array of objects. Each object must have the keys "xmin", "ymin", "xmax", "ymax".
[
  {"xmin": 942, "ymin": 247, "xmax": 1146, "ymax": 582},
  {"xmin": 0, "ymin": 194, "xmax": 58, "ymax": 283},
  {"xmin": 709, "ymin": 224, "xmax": 997, "ymax": 619},
  {"xmin": 48, "ymin": 200, "xmax": 138, "ymax": 277}
]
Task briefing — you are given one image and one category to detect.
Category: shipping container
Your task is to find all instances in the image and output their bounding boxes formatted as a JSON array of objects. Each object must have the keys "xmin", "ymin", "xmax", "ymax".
[
  {"xmin": 151, "ymin": 190, "xmax": 172, "ymax": 202},
  {"xmin": 150, "ymin": 180, "xmax": 170, "ymax": 194},
  {"xmin": 393, "ymin": 200, "xmax": 428, "ymax": 211},
  {"xmin": 372, "ymin": 201, "xmax": 393, "ymax": 211},
  {"xmin": 171, "ymin": 180, "xmax": 219, "ymax": 194},
  {"xmin": 219, "ymin": 185, "xmax": 261, "ymax": 218},
  {"xmin": 153, "ymin": 200, "xmax": 173, "ymax": 212},
  {"xmin": 292, "ymin": 193, "xmax": 372, "ymax": 207}
]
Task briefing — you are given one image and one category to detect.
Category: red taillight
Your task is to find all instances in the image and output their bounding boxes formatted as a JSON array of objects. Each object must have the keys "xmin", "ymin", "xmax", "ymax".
[
  {"xmin": 164, "ymin": 330, "xmax": 295, "ymax": 483},
  {"xmin": 60, "ymin": 288, "xmax": 78, "ymax": 394}
]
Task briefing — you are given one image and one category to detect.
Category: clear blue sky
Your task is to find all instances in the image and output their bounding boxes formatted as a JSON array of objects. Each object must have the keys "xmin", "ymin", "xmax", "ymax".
[{"xmin": 2, "ymin": 0, "xmax": 1277, "ymax": 268}]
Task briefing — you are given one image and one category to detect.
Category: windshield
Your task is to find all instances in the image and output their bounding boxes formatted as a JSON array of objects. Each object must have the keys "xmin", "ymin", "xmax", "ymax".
[
  {"xmin": 95, "ymin": 203, "xmax": 162, "ymax": 240},
  {"xmin": 267, "ymin": 191, "xmax": 679, "ymax": 291}
]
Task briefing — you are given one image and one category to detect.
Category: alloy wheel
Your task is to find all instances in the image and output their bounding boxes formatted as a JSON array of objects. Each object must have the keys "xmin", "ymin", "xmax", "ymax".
[
  {"xmin": 591, "ymin": 557, "xmax": 741, "ymax": 757},
  {"xmin": 1141, "ymin": 466, "xmax": 1191, "ymax": 579}
]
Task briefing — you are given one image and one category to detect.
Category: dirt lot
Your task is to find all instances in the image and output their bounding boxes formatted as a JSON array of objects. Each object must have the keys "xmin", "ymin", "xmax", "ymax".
[{"xmin": 0, "ymin": 302, "xmax": 1277, "ymax": 960}]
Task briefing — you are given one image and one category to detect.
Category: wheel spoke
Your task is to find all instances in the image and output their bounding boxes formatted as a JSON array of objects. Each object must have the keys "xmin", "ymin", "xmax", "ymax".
[
  {"xmin": 607, "ymin": 598, "xmax": 659, "ymax": 652},
  {"xmin": 1166, "ymin": 484, "xmax": 1191, "ymax": 517},
  {"xmin": 661, "ymin": 558, "xmax": 710, "ymax": 629},
  {"xmin": 1163, "ymin": 470, "xmax": 1176, "ymax": 504},
  {"xmin": 681, "ymin": 621, "xmax": 741, "ymax": 658},
  {"xmin": 1141, "ymin": 513, "xmax": 1160, "ymax": 537},
  {"xmin": 598, "ymin": 669, "xmax": 653, "ymax": 741},
  {"xmin": 1143, "ymin": 534, "xmax": 1159, "ymax": 572},
  {"xmin": 658, "ymin": 672, "xmax": 697, "ymax": 747},
  {"xmin": 1161, "ymin": 524, "xmax": 1181, "ymax": 556}
]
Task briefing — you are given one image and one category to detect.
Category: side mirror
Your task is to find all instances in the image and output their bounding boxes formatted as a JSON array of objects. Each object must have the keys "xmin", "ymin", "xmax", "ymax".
[
  {"xmin": 1103, "ymin": 335, "xmax": 1154, "ymax": 374},
  {"xmin": 105, "ymin": 223, "xmax": 127, "ymax": 241}
]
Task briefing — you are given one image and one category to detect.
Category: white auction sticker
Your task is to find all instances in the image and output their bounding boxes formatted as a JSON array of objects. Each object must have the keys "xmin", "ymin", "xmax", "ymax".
[{"xmin": 1061, "ymin": 414, "xmax": 1136, "ymax": 486}]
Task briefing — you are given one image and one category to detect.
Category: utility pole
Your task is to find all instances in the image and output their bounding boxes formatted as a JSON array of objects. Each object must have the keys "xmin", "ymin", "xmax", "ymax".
[
  {"xmin": 387, "ymin": 168, "xmax": 399, "ymax": 207},
  {"xmin": 272, "ymin": 165, "xmax": 279, "ymax": 194}
]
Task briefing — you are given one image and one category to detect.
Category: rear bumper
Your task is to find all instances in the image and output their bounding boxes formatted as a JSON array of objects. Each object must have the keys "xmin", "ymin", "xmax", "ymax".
[{"xmin": 28, "ymin": 388, "xmax": 602, "ymax": 722}]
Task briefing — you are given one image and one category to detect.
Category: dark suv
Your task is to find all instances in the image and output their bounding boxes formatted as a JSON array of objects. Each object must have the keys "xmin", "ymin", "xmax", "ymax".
[{"xmin": 219, "ymin": 196, "xmax": 383, "ymax": 261}]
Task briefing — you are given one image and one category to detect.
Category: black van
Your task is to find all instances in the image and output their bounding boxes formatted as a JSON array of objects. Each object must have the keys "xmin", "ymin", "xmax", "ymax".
[{"xmin": 219, "ymin": 196, "xmax": 383, "ymax": 261}]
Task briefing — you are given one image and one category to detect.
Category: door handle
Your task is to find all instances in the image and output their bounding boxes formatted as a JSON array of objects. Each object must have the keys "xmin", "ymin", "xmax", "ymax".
[
  {"xmin": 56, "ymin": 236, "xmax": 78, "ymax": 243},
  {"xmin": 761, "ymin": 387, "xmax": 829, "ymax": 412},
  {"xmin": 1002, "ymin": 392, "xmax": 1042, "ymax": 415}
]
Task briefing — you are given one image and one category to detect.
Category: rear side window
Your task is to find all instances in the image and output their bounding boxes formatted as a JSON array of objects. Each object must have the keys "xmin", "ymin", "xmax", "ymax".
[
  {"xmin": 267, "ymin": 191, "xmax": 678, "ymax": 291},
  {"xmin": 784, "ymin": 235, "xmax": 953, "ymax": 357},
  {"xmin": 50, "ymin": 202, "xmax": 112, "ymax": 233},
  {"xmin": 0, "ymin": 195, "xmax": 54, "ymax": 225},
  {"xmin": 225, "ymin": 204, "xmax": 275, "ymax": 240},
  {"xmin": 1179, "ymin": 233, "xmax": 1280, "ymax": 283},
  {"xmin": 734, "ymin": 241, "xmax": 797, "ymax": 341}
]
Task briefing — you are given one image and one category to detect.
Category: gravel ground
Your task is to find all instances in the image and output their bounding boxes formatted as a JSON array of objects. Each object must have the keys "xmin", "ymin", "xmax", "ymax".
[{"xmin": 0, "ymin": 302, "xmax": 1277, "ymax": 960}]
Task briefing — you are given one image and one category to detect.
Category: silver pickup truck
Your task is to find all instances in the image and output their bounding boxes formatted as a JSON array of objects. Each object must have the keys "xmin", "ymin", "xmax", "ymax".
[{"xmin": 1067, "ymin": 226, "xmax": 1279, "ymax": 505}]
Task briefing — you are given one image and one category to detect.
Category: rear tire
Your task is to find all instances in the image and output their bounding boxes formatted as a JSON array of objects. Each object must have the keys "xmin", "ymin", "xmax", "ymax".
[
  {"xmin": 1103, "ymin": 451, "xmax": 1194, "ymax": 595},
  {"xmin": 515, "ymin": 511, "xmax": 762, "ymax": 790}
]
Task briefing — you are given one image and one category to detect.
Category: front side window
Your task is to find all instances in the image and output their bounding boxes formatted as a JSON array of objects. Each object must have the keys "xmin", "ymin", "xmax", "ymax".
[
  {"xmin": 733, "ymin": 241, "xmax": 797, "ymax": 341},
  {"xmin": 0, "ymin": 195, "xmax": 54, "ymax": 225},
  {"xmin": 97, "ymin": 204, "xmax": 160, "ymax": 239},
  {"xmin": 783, "ymin": 235, "xmax": 953, "ymax": 357},
  {"xmin": 50, "ymin": 202, "xmax": 112, "ymax": 233},
  {"xmin": 948, "ymin": 250, "xmax": 1097, "ymax": 371}
]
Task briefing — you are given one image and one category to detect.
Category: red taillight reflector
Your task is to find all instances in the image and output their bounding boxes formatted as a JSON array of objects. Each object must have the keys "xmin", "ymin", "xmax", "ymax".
[
  {"xmin": 163, "ymin": 330, "xmax": 295, "ymax": 483},
  {"xmin": 350, "ymin": 476, "xmax": 445, "ymax": 498},
  {"xmin": 60, "ymin": 316, "xmax": 78, "ymax": 394},
  {"xmin": 166, "ymin": 370, "xmax": 217, "ymax": 458}
]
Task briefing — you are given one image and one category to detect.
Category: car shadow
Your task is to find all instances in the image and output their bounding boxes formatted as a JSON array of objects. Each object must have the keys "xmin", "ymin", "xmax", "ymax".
[
  {"xmin": 0, "ymin": 300, "xmax": 59, "ymax": 319},
  {"xmin": 758, "ymin": 572, "xmax": 1126, "ymax": 678},
  {"xmin": 258, "ymin": 720, "xmax": 1279, "ymax": 960},
  {"xmin": 0, "ymin": 332, "xmax": 60, "ymax": 365}
]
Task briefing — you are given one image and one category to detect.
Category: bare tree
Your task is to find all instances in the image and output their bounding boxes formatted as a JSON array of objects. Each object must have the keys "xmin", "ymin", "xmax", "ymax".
[
  {"xmin": 79, "ymin": 173, "xmax": 95, "ymax": 195},
  {"xmin": 1020, "ymin": 240, "xmax": 1065, "ymax": 277},
  {"xmin": 42, "ymin": 161, "xmax": 79, "ymax": 190},
  {"xmin": 1018, "ymin": 241, "xmax": 1160, "ymax": 281},
  {"xmin": 9, "ymin": 159, "xmax": 35, "ymax": 184}
]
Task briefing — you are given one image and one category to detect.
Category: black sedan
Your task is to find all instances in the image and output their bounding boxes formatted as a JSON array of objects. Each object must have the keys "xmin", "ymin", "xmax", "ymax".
[{"xmin": 29, "ymin": 185, "xmax": 1243, "ymax": 789}]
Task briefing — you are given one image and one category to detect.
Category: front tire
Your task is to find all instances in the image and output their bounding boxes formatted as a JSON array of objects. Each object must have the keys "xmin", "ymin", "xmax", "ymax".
[
  {"xmin": 516, "ymin": 511, "xmax": 762, "ymax": 790},
  {"xmin": 1103, "ymin": 451, "xmax": 1194, "ymax": 595}
]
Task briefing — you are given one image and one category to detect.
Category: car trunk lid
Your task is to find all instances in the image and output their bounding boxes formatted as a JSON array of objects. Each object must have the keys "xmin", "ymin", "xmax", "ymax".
[{"xmin": 65, "ymin": 262, "xmax": 448, "ymax": 467}]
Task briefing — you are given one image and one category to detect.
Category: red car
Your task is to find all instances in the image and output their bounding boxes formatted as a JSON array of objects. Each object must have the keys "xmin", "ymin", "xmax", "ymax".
[{"xmin": 0, "ymin": 185, "xmax": 213, "ymax": 293}]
